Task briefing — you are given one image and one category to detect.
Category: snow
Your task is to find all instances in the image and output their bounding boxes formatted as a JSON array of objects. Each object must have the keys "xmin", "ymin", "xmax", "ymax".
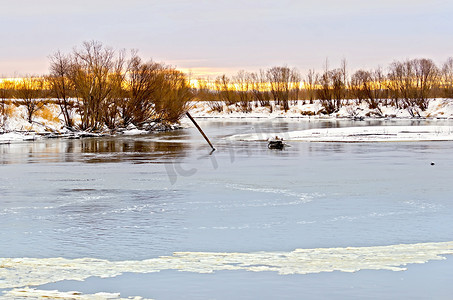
[
  {"xmin": 188, "ymin": 98, "xmax": 453, "ymax": 120},
  {"xmin": 2, "ymin": 99, "xmax": 453, "ymax": 143},
  {"xmin": 1, "ymin": 104, "xmax": 62, "ymax": 133},
  {"xmin": 229, "ymin": 125, "xmax": 453, "ymax": 142},
  {"xmin": 120, "ymin": 128, "xmax": 148, "ymax": 135},
  {"xmin": 0, "ymin": 132, "xmax": 38, "ymax": 143}
]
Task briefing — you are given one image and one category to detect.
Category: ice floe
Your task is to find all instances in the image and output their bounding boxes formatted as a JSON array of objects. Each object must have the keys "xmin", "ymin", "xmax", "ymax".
[
  {"xmin": 0, "ymin": 288, "xmax": 149, "ymax": 300},
  {"xmin": 1, "ymin": 241, "xmax": 453, "ymax": 292},
  {"xmin": 228, "ymin": 126, "xmax": 453, "ymax": 142}
]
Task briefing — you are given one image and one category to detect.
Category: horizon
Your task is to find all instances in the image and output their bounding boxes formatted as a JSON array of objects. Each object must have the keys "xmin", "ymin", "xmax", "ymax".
[{"xmin": 1, "ymin": 0, "xmax": 452, "ymax": 78}]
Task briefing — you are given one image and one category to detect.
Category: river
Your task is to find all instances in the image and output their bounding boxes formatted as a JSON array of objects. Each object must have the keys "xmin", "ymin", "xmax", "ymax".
[{"xmin": 1, "ymin": 119, "xmax": 453, "ymax": 299}]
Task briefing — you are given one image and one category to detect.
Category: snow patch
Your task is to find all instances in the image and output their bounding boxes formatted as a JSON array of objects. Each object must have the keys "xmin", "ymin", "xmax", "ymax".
[
  {"xmin": 229, "ymin": 126, "xmax": 453, "ymax": 142},
  {"xmin": 188, "ymin": 99, "xmax": 453, "ymax": 120}
]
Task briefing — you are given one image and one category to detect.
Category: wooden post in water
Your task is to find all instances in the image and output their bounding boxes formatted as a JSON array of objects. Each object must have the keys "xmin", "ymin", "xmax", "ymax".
[{"xmin": 186, "ymin": 112, "xmax": 216, "ymax": 152}]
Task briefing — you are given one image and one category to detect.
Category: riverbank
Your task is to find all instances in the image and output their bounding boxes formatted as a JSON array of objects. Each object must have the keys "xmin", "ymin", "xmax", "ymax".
[
  {"xmin": 188, "ymin": 98, "xmax": 453, "ymax": 119},
  {"xmin": 2, "ymin": 99, "xmax": 453, "ymax": 143}
]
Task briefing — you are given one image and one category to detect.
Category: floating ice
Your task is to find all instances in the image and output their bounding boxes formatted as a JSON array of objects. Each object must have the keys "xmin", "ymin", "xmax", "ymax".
[
  {"xmin": 1, "ymin": 288, "xmax": 149, "ymax": 300},
  {"xmin": 1, "ymin": 241, "xmax": 453, "ymax": 292},
  {"xmin": 228, "ymin": 126, "xmax": 453, "ymax": 142}
]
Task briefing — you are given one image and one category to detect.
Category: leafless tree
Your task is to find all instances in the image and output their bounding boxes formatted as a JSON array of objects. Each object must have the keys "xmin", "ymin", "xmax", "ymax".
[
  {"xmin": 387, "ymin": 61, "xmax": 406, "ymax": 108},
  {"xmin": 14, "ymin": 76, "xmax": 46, "ymax": 123},
  {"xmin": 122, "ymin": 54, "xmax": 165, "ymax": 126},
  {"xmin": 102, "ymin": 49, "xmax": 128, "ymax": 130},
  {"xmin": 350, "ymin": 69, "xmax": 370, "ymax": 103},
  {"xmin": 249, "ymin": 70, "xmax": 271, "ymax": 108},
  {"xmin": 214, "ymin": 74, "xmax": 236, "ymax": 105},
  {"xmin": 316, "ymin": 61, "xmax": 343, "ymax": 114},
  {"xmin": 412, "ymin": 58, "xmax": 438, "ymax": 110},
  {"xmin": 153, "ymin": 69, "xmax": 193, "ymax": 123},
  {"xmin": 373, "ymin": 67, "xmax": 388, "ymax": 105},
  {"xmin": 47, "ymin": 51, "xmax": 74, "ymax": 128},
  {"xmin": 388, "ymin": 59, "xmax": 438, "ymax": 112},
  {"xmin": 233, "ymin": 70, "xmax": 252, "ymax": 112},
  {"xmin": 0, "ymin": 79, "xmax": 14, "ymax": 128},
  {"xmin": 289, "ymin": 68, "xmax": 301, "ymax": 105},
  {"xmin": 442, "ymin": 57, "xmax": 453, "ymax": 98},
  {"xmin": 69, "ymin": 41, "xmax": 119, "ymax": 131},
  {"xmin": 123, "ymin": 55, "xmax": 192, "ymax": 126},
  {"xmin": 340, "ymin": 58, "xmax": 349, "ymax": 100},
  {"xmin": 316, "ymin": 65, "xmax": 333, "ymax": 112},
  {"xmin": 196, "ymin": 78, "xmax": 223, "ymax": 112},
  {"xmin": 330, "ymin": 68, "xmax": 346, "ymax": 105},
  {"xmin": 350, "ymin": 69, "xmax": 383, "ymax": 115},
  {"xmin": 304, "ymin": 69, "xmax": 317, "ymax": 103},
  {"xmin": 267, "ymin": 66, "xmax": 291, "ymax": 111}
]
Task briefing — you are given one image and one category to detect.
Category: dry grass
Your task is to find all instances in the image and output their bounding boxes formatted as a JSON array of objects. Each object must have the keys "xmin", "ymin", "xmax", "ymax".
[
  {"xmin": 4, "ymin": 103, "xmax": 16, "ymax": 117},
  {"xmin": 35, "ymin": 106, "xmax": 60, "ymax": 123}
]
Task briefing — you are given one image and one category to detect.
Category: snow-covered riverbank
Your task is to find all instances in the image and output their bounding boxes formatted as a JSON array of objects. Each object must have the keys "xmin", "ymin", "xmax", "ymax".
[
  {"xmin": 188, "ymin": 99, "xmax": 453, "ymax": 119},
  {"xmin": 2, "ymin": 99, "xmax": 453, "ymax": 143}
]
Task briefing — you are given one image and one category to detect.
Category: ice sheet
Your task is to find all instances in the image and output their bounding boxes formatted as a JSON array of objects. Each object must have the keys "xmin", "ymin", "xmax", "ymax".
[{"xmin": 1, "ymin": 242, "xmax": 453, "ymax": 290}]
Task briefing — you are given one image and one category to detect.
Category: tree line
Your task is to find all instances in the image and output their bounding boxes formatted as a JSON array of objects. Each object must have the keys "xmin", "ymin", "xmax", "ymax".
[
  {"xmin": 195, "ymin": 57, "xmax": 453, "ymax": 117},
  {"xmin": 0, "ymin": 41, "xmax": 192, "ymax": 131},
  {"xmin": 2, "ymin": 43, "xmax": 453, "ymax": 131}
]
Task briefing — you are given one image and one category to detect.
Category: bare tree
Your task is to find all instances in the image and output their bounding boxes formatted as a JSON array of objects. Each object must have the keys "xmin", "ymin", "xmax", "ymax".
[
  {"xmin": 214, "ymin": 74, "xmax": 236, "ymax": 105},
  {"xmin": 304, "ymin": 69, "xmax": 317, "ymax": 103},
  {"xmin": 233, "ymin": 70, "xmax": 252, "ymax": 112},
  {"xmin": 14, "ymin": 76, "xmax": 46, "ymax": 123},
  {"xmin": 122, "ymin": 54, "xmax": 165, "ymax": 126},
  {"xmin": 102, "ymin": 49, "xmax": 128, "ymax": 130},
  {"xmin": 373, "ymin": 67, "xmax": 388, "ymax": 106},
  {"xmin": 0, "ymin": 79, "xmax": 14, "ymax": 129},
  {"xmin": 69, "ymin": 41, "xmax": 119, "ymax": 131},
  {"xmin": 122, "ymin": 54, "xmax": 192, "ymax": 126},
  {"xmin": 330, "ymin": 68, "xmax": 346, "ymax": 105},
  {"xmin": 289, "ymin": 68, "xmax": 301, "ymax": 105},
  {"xmin": 316, "ymin": 60, "xmax": 343, "ymax": 114},
  {"xmin": 350, "ymin": 69, "xmax": 383, "ymax": 115},
  {"xmin": 412, "ymin": 58, "xmax": 438, "ymax": 110},
  {"xmin": 388, "ymin": 59, "xmax": 438, "ymax": 112},
  {"xmin": 154, "ymin": 69, "xmax": 193, "ymax": 123},
  {"xmin": 340, "ymin": 58, "xmax": 349, "ymax": 100},
  {"xmin": 196, "ymin": 78, "xmax": 223, "ymax": 112},
  {"xmin": 350, "ymin": 69, "xmax": 370, "ymax": 103},
  {"xmin": 442, "ymin": 57, "xmax": 453, "ymax": 98},
  {"xmin": 249, "ymin": 70, "xmax": 271, "ymax": 108},
  {"xmin": 47, "ymin": 51, "xmax": 74, "ymax": 128},
  {"xmin": 267, "ymin": 66, "xmax": 291, "ymax": 111},
  {"xmin": 316, "ymin": 65, "xmax": 333, "ymax": 112},
  {"xmin": 387, "ymin": 61, "xmax": 406, "ymax": 108}
]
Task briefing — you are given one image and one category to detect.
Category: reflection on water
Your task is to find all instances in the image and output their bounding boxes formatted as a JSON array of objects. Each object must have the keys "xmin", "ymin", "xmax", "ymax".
[
  {"xmin": 2, "ymin": 118, "xmax": 451, "ymax": 165},
  {"xmin": 78, "ymin": 137, "xmax": 190, "ymax": 163},
  {"xmin": 0, "ymin": 134, "xmax": 191, "ymax": 164}
]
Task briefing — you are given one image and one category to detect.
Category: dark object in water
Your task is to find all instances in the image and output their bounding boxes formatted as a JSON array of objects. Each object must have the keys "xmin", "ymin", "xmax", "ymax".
[
  {"xmin": 431, "ymin": 161, "xmax": 435, "ymax": 166},
  {"xmin": 186, "ymin": 112, "xmax": 216, "ymax": 153},
  {"xmin": 268, "ymin": 140, "xmax": 284, "ymax": 149},
  {"xmin": 268, "ymin": 139, "xmax": 284, "ymax": 149}
]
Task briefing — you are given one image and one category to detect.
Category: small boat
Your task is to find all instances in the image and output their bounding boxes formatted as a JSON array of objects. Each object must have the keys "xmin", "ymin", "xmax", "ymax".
[{"xmin": 268, "ymin": 136, "xmax": 285, "ymax": 149}]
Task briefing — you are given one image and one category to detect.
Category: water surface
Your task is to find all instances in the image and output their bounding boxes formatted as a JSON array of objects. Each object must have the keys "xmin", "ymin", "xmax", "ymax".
[{"xmin": 1, "ymin": 119, "xmax": 453, "ymax": 299}]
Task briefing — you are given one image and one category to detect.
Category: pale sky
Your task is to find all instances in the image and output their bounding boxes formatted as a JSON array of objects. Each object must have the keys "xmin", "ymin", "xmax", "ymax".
[{"xmin": 1, "ymin": 0, "xmax": 452, "ymax": 78}]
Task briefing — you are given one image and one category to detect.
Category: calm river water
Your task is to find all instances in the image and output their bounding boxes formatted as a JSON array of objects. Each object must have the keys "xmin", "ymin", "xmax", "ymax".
[{"xmin": 1, "ymin": 119, "xmax": 453, "ymax": 299}]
